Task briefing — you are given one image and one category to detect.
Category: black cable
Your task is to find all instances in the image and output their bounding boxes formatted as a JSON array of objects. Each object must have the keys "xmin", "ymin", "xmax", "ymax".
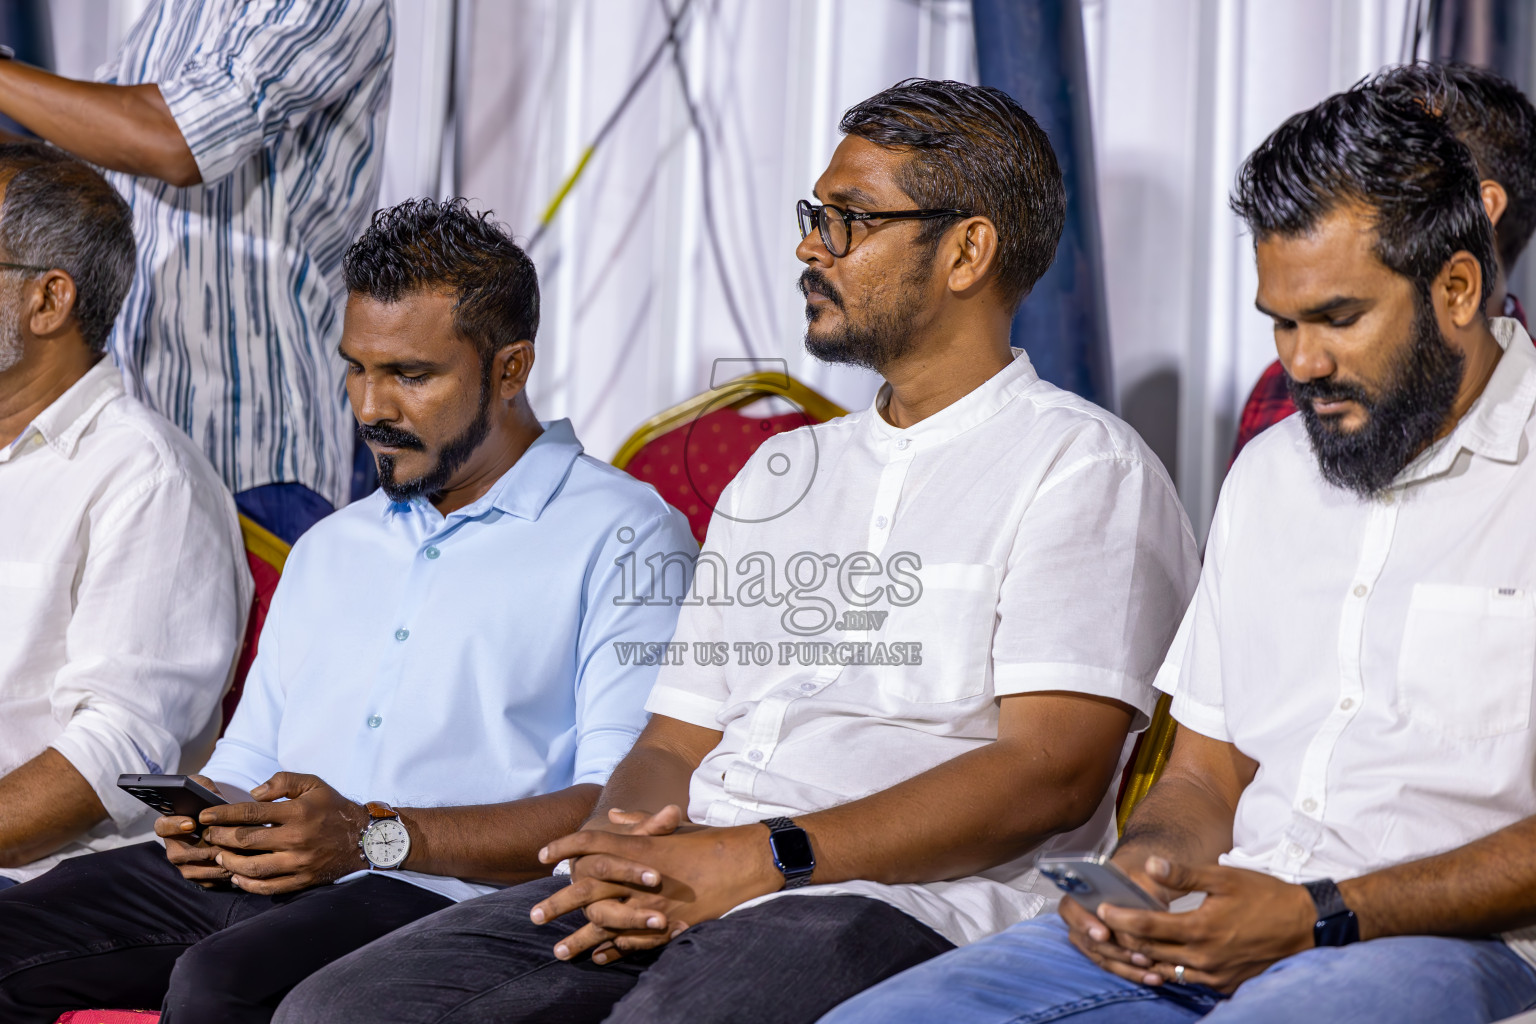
[
  {"xmin": 658, "ymin": 0, "xmax": 761, "ymax": 358},
  {"xmin": 527, "ymin": 0, "xmax": 695, "ymax": 251}
]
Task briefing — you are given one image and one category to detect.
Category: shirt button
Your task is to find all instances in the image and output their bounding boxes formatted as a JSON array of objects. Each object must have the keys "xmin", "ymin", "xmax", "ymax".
[
  {"xmin": 424, "ymin": 546, "xmax": 440, "ymax": 560},
  {"xmin": 1340, "ymin": 697, "xmax": 1355, "ymax": 710},
  {"xmin": 1381, "ymin": 492, "xmax": 1396, "ymax": 505},
  {"xmin": 1301, "ymin": 798, "xmax": 1317, "ymax": 813},
  {"xmin": 394, "ymin": 628, "xmax": 410, "ymax": 642},
  {"xmin": 895, "ymin": 438, "xmax": 910, "ymax": 450},
  {"xmin": 747, "ymin": 750, "xmax": 764, "ymax": 762},
  {"xmin": 366, "ymin": 715, "xmax": 383, "ymax": 729},
  {"xmin": 1353, "ymin": 584, "xmax": 1368, "ymax": 598},
  {"xmin": 1287, "ymin": 842, "xmax": 1303, "ymax": 858},
  {"xmin": 800, "ymin": 682, "xmax": 816, "ymax": 692},
  {"xmin": 874, "ymin": 515, "xmax": 889, "ymax": 529}
]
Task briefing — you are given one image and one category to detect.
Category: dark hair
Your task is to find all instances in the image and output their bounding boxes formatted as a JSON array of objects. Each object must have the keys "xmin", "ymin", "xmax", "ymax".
[
  {"xmin": 1232, "ymin": 86, "xmax": 1496, "ymax": 307},
  {"xmin": 1371, "ymin": 62, "xmax": 1536, "ymax": 270},
  {"xmin": 839, "ymin": 78, "xmax": 1065, "ymax": 310},
  {"xmin": 0, "ymin": 142, "xmax": 135, "ymax": 354},
  {"xmin": 343, "ymin": 197, "xmax": 539, "ymax": 363}
]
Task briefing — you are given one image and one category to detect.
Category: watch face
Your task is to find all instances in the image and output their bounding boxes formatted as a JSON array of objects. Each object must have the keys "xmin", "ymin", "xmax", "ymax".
[
  {"xmin": 769, "ymin": 827, "xmax": 815, "ymax": 873},
  {"xmin": 362, "ymin": 818, "xmax": 410, "ymax": 869}
]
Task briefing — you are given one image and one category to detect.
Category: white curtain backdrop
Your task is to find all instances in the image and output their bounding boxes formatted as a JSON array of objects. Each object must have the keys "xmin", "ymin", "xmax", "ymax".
[
  {"xmin": 452, "ymin": 0, "xmax": 977, "ymax": 466},
  {"xmin": 1083, "ymin": 0, "xmax": 1430, "ymax": 537},
  {"xmin": 46, "ymin": 0, "xmax": 1449, "ymax": 536}
]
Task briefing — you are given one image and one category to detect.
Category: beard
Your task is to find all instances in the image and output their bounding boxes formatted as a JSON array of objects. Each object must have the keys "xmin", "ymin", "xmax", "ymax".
[
  {"xmin": 798, "ymin": 261, "xmax": 929, "ymax": 373},
  {"xmin": 359, "ymin": 362, "xmax": 494, "ymax": 503},
  {"xmin": 1288, "ymin": 294, "xmax": 1465, "ymax": 498},
  {"xmin": 0, "ymin": 287, "xmax": 22, "ymax": 373}
]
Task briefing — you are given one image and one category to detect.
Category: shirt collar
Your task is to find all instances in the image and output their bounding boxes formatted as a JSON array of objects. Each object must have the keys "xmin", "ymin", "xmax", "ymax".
[
  {"xmin": 382, "ymin": 418, "xmax": 585, "ymax": 523},
  {"xmin": 3, "ymin": 359, "xmax": 123, "ymax": 463},
  {"xmin": 1398, "ymin": 316, "xmax": 1536, "ymax": 484},
  {"xmin": 864, "ymin": 347, "xmax": 1040, "ymax": 448}
]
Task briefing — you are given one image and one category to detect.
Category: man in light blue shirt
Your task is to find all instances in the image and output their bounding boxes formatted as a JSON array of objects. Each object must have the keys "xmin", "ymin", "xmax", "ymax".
[{"xmin": 0, "ymin": 198, "xmax": 696, "ymax": 1024}]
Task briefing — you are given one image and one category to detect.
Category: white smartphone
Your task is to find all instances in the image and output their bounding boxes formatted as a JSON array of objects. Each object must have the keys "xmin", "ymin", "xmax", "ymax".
[{"xmin": 1039, "ymin": 856, "xmax": 1167, "ymax": 913}]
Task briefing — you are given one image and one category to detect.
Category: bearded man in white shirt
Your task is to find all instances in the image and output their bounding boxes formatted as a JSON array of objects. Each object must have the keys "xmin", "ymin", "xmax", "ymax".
[
  {"xmin": 274, "ymin": 78, "xmax": 1201, "ymax": 1024},
  {"xmin": 0, "ymin": 144, "xmax": 249, "ymax": 886},
  {"xmin": 823, "ymin": 83, "xmax": 1536, "ymax": 1024}
]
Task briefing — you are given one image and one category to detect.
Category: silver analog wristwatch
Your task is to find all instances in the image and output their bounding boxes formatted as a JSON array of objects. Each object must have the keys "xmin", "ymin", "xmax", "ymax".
[{"xmin": 358, "ymin": 801, "xmax": 411, "ymax": 870}]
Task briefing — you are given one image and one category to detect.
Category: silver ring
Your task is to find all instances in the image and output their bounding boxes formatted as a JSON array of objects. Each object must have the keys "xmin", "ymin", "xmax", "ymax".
[{"xmin": 1174, "ymin": 964, "xmax": 1186, "ymax": 984}]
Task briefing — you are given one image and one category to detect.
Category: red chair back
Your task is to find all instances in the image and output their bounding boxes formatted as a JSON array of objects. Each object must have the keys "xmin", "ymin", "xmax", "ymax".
[
  {"xmin": 613, "ymin": 373, "xmax": 847, "ymax": 544},
  {"xmin": 223, "ymin": 515, "xmax": 290, "ymax": 734}
]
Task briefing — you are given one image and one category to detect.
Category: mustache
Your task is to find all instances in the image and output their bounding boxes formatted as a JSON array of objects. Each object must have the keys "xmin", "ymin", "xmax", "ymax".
[
  {"xmin": 798, "ymin": 267, "xmax": 844, "ymax": 308},
  {"xmin": 357, "ymin": 421, "xmax": 425, "ymax": 450},
  {"xmin": 1288, "ymin": 376, "xmax": 1373, "ymax": 411}
]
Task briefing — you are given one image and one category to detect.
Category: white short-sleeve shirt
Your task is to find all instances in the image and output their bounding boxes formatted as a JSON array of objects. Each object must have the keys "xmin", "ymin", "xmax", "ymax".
[
  {"xmin": 1157, "ymin": 317, "xmax": 1536, "ymax": 963},
  {"xmin": 646, "ymin": 348, "xmax": 1200, "ymax": 945}
]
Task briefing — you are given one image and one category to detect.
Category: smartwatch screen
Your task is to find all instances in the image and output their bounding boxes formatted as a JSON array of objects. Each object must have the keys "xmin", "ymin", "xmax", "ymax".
[{"xmin": 770, "ymin": 828, "xmax": 815, "ymax": 871}]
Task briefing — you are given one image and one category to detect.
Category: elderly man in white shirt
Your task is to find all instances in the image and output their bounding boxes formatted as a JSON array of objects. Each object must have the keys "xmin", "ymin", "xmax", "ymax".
[
  {"xmin": 274, "ymin": 79, "xmax": 1199, "ymax": 1024},
  {"xmin": 824, "ymin": 83, "xmax": 1536, "ymax": 1024},
  {"xmin": 0, "ymin": 144, "xmax": 248, "ymax": 886}
]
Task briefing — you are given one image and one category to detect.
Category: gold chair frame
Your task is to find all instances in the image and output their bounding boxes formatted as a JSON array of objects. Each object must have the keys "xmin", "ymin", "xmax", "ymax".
[{"xmin": 612, "ymin": 372, "xmax": 847, "ymax": 470}]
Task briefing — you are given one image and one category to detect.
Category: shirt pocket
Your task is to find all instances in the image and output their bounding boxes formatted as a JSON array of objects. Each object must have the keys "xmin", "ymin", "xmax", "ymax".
[
  {"xmin": 1396, "ymin": 584, "xmax": 1534, "ymax": 740},
  {"xmin": 880, "ymin": 562, "xmax": 1000, "ymax": 704}
]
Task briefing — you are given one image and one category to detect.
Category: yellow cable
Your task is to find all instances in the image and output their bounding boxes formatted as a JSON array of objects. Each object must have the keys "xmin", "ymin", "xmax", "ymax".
[{"xmin": 540, "ymin": 145, "xmax": 597, "ymax": 226}]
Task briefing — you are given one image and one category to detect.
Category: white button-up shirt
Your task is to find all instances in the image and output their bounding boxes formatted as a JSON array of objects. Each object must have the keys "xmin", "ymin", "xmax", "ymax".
[
  {"xmin": 0, "ymin": 359, "xmax": 250, "ymax": 882},
  {"xmin": 646, "ymin": 349, "xmax": 1200, "ymax": 945},
  {"xmin": 204, "ymin": 420, "xmax": 697, "ymax": 903},
  {"xmin": 1159, "ymin": 317, "xmax": 1536, "ymax": 962}
]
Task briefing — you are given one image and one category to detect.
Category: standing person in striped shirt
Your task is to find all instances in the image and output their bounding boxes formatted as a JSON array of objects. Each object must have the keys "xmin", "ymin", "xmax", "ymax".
[{"xmin": 0, "ymin": 0, "xmax": 394, "ymax": 541}]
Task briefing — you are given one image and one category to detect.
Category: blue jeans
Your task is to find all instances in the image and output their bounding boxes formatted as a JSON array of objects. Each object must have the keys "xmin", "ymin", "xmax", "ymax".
[{"xmin": 820, "ymin": 915, "xmax": 1536, "ymax": 1024}]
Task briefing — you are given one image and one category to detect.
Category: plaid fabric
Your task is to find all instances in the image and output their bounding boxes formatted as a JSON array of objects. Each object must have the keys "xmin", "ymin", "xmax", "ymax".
[
  {"xmin": 1229, "ymin": 293, "xmax": 1530, "ymax": 466},
  {"xmin": 1230, "ymin": 360, "xmax": 1296, "ymax": 465}
]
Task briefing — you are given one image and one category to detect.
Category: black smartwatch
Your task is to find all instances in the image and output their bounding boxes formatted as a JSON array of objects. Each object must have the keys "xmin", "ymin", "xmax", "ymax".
[
  {"xmin": 761, "ymin": 817, "xmax": 816, "ymax": 889},
  {"xmin": 1304, "ymin": 878, "xmax": 1359, "ymax": 946}
]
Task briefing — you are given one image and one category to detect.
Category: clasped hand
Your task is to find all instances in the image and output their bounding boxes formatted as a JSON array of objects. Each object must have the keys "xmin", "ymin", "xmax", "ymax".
[
  {"xmin": 152, "ymin": 772, "xmax": 369, "ymax": 895},
  {"xmin": 527, "ymin": 805, "xmax": 781, "ymax": 966},
  {"xmin": 1060, "ymin": 855, "xmax": 1317, "ymax": 994}
]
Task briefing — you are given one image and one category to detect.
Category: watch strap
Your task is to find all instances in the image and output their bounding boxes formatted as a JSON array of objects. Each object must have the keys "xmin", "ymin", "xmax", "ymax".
[
  {"xmin": 1303, "ymin": 878, "xmax": 1347, "ymax": 918},
  {"xmin": 365, "ymin": 801, "xmax": 398, "ymax": 822}
]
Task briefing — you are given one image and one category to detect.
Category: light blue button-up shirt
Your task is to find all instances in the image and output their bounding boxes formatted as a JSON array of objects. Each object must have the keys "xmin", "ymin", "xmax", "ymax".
[{"xmin": 202, "ymin": 420, "xmax": 696, "ymax": 901}]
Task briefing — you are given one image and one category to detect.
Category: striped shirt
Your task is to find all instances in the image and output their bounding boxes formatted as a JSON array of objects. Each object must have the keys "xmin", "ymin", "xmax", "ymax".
[{"xmin": 98, "ymin": 0, "xmax": 394, "ymax": 509}]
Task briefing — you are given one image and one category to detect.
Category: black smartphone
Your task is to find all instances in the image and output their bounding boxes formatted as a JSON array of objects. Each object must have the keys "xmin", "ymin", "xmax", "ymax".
[{"xmin": 117, "ymin": 774, "xmax": 228, "ymax": 837}]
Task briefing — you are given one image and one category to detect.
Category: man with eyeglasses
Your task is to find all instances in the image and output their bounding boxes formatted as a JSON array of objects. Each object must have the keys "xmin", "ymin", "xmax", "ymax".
[
  {"xmin": 0, "ymin": 143, "xmax": 249, "ymax": 889},
  {"xmin": 274, "ymin": 78, "xmax": 1198, "ymax": 1024}
]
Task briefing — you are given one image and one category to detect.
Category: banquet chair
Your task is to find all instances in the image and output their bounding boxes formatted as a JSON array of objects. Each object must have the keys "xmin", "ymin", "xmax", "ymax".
[{"xmin": 613, "ymin": 371, "xmax": 847, "ymax": 543}]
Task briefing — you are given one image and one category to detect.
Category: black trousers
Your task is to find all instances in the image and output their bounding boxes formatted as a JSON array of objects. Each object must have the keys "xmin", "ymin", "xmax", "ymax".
[
  {"xmin": 0, "ymin": 841, "xmax": 451, "ymax": 1024},
  {"xmin": 274, "ymin": 875, "xmax": 956, "ymax": 1024}
]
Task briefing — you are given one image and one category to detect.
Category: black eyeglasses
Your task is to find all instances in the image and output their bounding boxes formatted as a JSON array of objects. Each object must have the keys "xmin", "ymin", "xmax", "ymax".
[
  {"xmin": 0, "ymin": 260, "xmax": 48, "ymax": 274},
  {"xmin": 797, "ymin": 199, "xmax": 967, "ymax": 258}
]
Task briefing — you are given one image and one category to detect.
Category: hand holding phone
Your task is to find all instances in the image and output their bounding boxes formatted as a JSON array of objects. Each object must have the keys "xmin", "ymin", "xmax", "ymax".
[
  {"xmin": 118, "ymin": 774, "xmax": 228, "ymax": 837},
  {"xmin": 1040, "ymin": 856, "xmax": 1168, "ymax": 915}
]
